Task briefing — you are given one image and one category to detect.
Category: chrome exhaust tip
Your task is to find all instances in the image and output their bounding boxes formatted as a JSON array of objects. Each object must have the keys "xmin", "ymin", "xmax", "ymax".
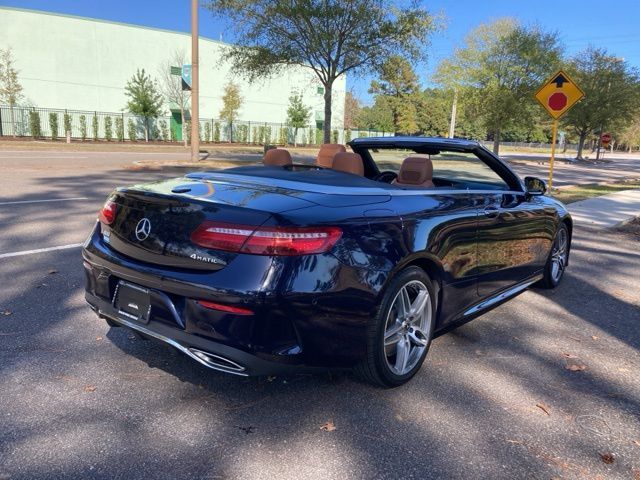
[{"xmin": 188, "ymin": 348, "xmax": 246, "ymax": 374}]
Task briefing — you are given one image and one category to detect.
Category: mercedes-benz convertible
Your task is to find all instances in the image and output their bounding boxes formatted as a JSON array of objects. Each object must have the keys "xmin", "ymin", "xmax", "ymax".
[{"xmin": 82, "ymin": 137, "xmax": 571, "ymax": 387}]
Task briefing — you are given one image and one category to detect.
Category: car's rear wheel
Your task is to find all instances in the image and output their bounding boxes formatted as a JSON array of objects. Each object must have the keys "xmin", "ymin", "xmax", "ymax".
[
  {"xmin": 356, "ymin": 266, "xmax": 436, "ymax": 387},
  {"xmin": 538, "ymin": 223, "xmax": 569, "ymax": 289}
]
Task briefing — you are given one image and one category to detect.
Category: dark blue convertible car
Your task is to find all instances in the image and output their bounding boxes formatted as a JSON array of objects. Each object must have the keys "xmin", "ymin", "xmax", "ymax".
[{"xmin": 83, "ymin": 137, "xmax": 571, "ymax": 387}]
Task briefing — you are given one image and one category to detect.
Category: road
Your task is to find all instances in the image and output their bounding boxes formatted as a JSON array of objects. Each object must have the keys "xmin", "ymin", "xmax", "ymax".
[{"xmin": 1, "ymin": 150, "xmax": 639, "ymax": 479}]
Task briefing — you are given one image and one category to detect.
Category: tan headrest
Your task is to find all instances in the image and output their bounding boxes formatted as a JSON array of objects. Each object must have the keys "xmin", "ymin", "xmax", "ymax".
[
  {"xmin": 332, "ymin": 152, "xmax": 364, "ymax": 176},
  {"xmin": 263, "ymin": 148, "xmax": 292, "ymax": 167},
  {"xmin": 316, "ymin": 143, "xmax": 346, "ymax": 168},
  {"xmin": 395, "ymin": 156, "xmax": 434, "ymax": 187}
]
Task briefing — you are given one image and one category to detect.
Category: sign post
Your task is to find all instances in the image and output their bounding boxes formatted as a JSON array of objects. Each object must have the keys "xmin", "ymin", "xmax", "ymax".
[{"xmin": 534, "ymin": 70, "xmax": 585, "ymax": 189}]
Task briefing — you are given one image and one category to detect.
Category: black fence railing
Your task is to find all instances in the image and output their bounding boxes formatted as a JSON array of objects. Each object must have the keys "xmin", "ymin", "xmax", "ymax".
[{"xmin": 0, "ymin": 105, "xmax": 391, "ymax": 145}]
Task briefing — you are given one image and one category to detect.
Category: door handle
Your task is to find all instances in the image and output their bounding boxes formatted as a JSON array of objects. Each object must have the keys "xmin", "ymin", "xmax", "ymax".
[{"xmin": 484, "ymin": 206, "xmax": 500, "ymax": 218}]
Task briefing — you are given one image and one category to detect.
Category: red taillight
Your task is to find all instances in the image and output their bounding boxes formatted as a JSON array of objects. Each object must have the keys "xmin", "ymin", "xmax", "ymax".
[
  {"xmin": 98, "ymin": 200, "xmax": 117, "ymax": 225},
  {"xmin": 190, "ymin": 222, "xmax": 342, "ymax": 256},
  {"xmin": 196, "ymin": 300, "xmax": 254, "ymax": 315}
]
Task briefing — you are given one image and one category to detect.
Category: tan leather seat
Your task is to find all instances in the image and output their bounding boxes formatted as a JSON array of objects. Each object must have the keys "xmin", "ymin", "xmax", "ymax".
[
  {"xmin": 393, "ymin": 156, "xmax": 435, "ymax": 188},
  {"xmin": 263, "ymin": 148, "xmax": 292, "ymax": 167},
  {"xmin": 332, "ymin": 152, "xmax": 364, "ymax": 176},
  {"xmin": 316, "ymin": 143, "xmax": 346, "ymax": 168}
]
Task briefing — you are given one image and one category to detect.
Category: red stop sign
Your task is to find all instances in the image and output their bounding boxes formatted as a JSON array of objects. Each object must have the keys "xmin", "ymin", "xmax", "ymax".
[
  {"xmin": 548, "ymin": 92, "xmax": 568, "ymax": 111},
  {"xmin": 601, "ymin": 133, "xmax": 612, "ymax": 143}
]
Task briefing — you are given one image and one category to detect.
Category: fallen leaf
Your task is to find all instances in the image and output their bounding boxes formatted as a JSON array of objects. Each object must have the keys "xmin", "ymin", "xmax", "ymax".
[
  {"xmin": 566, "ymin": 364, "xmax": 587, "ymax": 372},
  {"xmin": 600, "ymin": 452, "xmax": 615, "ymax": 464},
  {"xmin": 95, "ymin": 336, "xmax": 103, "ymax": 342},
  {"xmin": 633, "ymin": 440, "xmax": 640, "ymax": 447},
  {"xmin": 83, "ymin": 385, "xmax": 96, "ymax": 393},
  {"xmin": 47, "ymin": 269, "xmax": 58, "ymax": 274},
  {"xmin": 536, "ymin": 403, "xmax": 551, "ymax": 415},
  {"xmin": 267, "ymin": 375, "xmax": 277, "ymax": 382},
  {"xmin": 320, "ymin": 420, "xmax": 336, "ymax": 432},
  {"xmin": 591, "ymin": 335, "xmax": 599, "ymax": 340},
  {"xmin": 618, "ymin": 367, "xmax": 630, "ymax": 373},
  {"xmin": 1, "ymin": 310, "xmax": 12, "ymax": 316},
  {"xmin": 633, "ymin": 469, "xmax": 640, "ymax": 480},
  {"xmin": 506, "ymin": 439, "xmax": 523, "ymax": 445},
  {"xmin": 562, "ymin": 352, "xmax": 578, "ymax": 359}
]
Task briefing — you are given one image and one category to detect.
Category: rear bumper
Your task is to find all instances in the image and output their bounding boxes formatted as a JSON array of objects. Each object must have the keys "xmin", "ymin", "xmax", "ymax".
[{"xmin": 85, "ymin": 291, "xmax": 307, "ymax": 376}]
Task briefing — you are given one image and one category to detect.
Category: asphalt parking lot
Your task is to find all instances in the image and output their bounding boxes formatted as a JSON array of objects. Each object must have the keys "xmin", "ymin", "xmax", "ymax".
[{"xmin": 1, "ymin": 149, "xmax": 639, "ymax": 479}]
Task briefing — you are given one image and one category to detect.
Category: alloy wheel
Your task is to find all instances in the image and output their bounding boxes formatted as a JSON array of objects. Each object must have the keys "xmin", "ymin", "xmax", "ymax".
[
  {"xmin": 383, "ymin": 280, "xmax": 433, "ymax": 376},
  {"xmin": 551, "ymin": 227, "xmax": 568, "ymax": 283}
]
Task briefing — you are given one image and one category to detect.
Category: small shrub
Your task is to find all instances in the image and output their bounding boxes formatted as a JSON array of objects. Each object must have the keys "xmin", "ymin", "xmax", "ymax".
[
  {"xmin": 49, "ymin": 112, "xmax": 59, "ymax": 140},
  {"xmin": 316, "ymin": 128, "xmax": 323, "ymax": 144},
  {"xmin": 185, "ymin": 121, "xmax": 192, "ymax": 142},
  {"xmin": 214, "ymin": 122, "xmax": 220, "ymax": 142},
  {"xmin": 92, "ymin": 116, "xmax": 99, "ymax": 140},
  {"xmin": 238, "ymin": 124, "xmax": 248, "ymax": 143},
  {"xmin": 204, "ymin": 122, "xmax": 211, "ymax": 143},
  {"xmin": 63, "ymin": 112, "xmax": 72, "ymax": 137},
  {"xmin": 127, "ymin": 119, "xmax": 137, "ymax": 141},
  {"xmin": 104, "ymin": 116, "xmax": 113, "ymax": 141},
  {"xmin": 332, "ymin": 129, "xmax": 339, "ymax": 144},
  {"xmin": 358, "ymin": 131, "xmax": 368, "ymax": 138},
  {"xmin": 115, "ymin": 117, "xmax": 124, "ymax": 142},
  {"xmin": 278, "ymin": 127, "xmax": 287, "ymax": 145},
  {"xmin": 198, "ymin": 121, "xmax": 203, "ymax": 141},
  {"xmin": 29, "ymin": 110, "xmax": 42, "ymax": 138},
  {"xmin": 251, "ymin": 126, "xmax": 258, "ymax": 144},
  {"xmin": 170, "ymin": 123, "xmax": 177, "ymax": 142},
  {"xmin": 345, "ymin": 129, "xmax": 352, "ymax": 143},
  {"xmin": 264, "ymin": 126, "xmax": 272, "ymax": 145},
  {"xmin": 301, "ymin": 132, "xmax": 307, "ymax": 145},
  {"xmin": 79, "ymin": 115, "xmax": 87, "ymax": 141},
  {"xmin": 151, "ymin": 124, "xmax": 160, "ymax": 141},
  {"xmin": 160, "ymin": 119, "xmax": 169, "ymax": 141},
  {"xmin": 308, "ymin": 127, "xmax": 314, "ymax": 145}
]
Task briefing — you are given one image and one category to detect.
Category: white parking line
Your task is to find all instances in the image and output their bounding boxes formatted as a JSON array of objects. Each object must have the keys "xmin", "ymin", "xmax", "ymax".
[
  {"xmin": 0, "ymin": 243, "xmax": 83, "ymax": 259},
  {"xmin": 0, "ymin": 197, "xmax": 89, "ymax": 206}
]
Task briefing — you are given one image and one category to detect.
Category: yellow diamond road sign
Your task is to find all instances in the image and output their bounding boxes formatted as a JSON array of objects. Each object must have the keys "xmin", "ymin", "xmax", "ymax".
[{"xmin": 535, "ymin": 70, "xmax": 584, "ymax": 119}]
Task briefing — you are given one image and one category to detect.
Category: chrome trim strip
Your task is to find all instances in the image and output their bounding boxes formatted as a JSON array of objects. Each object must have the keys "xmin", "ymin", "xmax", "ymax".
[
  {"xmin": 99, "ymin": 311, "xmax": 249, "ymax": 376},
  {"xmin": 463, "ymin": 276, "xmax": 542, "ymax": 317}
]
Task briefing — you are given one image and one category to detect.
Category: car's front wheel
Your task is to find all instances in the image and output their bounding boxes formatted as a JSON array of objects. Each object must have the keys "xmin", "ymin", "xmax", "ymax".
[
  {"xmin": 538, "ymin": 223, "xmax": 569, "ymax": 289},
  {"xmin": 356, "ymin": 266, "xmax": 436, "ymax": 387}
]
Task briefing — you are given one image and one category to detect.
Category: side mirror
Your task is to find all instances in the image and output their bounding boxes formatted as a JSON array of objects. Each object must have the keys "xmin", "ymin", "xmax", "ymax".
[{"xmin": 524, "ymin": 176, "xmax": 547, "ymax": 196}]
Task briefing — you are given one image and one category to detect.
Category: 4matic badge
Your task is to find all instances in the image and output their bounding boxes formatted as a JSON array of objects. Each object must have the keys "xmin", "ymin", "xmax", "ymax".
[{"xmin": 190, "ymin": 253, "xmax": 225, "ymax": 265}]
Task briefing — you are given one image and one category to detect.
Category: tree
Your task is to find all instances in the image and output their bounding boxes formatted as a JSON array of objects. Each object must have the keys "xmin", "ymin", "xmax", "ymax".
[
  {"xmin": 358, "ymin": 95, "xmax": 394, "ymax": 132},
  {"xmin": 219, "ymin": 82, "xmax": 243, "ymax": 142},
  {"xmin": 158, "ymin": 50, "xmax": 190, "ymax": 146},
  {"xmin": 0, "ymin": 47, "xmax": 24, "ymax": 137},
  {"xmin": 344, "ymin": 91, "xmax": 362, "ymax": 131},
  {"xmin": 619, "ymin": 115, "xmax": 640, "ymax": 152},
  {"xmin": 436, "ymin": 19, "xmax": 561, "ymax": 154},
  {"xmin": 124, "ymin": 69, "xmax": 164, "ymax": 142},
  {"xmin": 561, "ymin": 48, "xmax": 640, "ymax": 159},
  {"xmin": 204, "ymin": 0, "xmax": 436, "ymax": 143},
  {"xmin": 286, "ymin": 91, "xmax": 312, "ymax": 146},
  {"xmin": 369, "ymin": 56, "xmax": 421, "ymax": 134},
  {"xmin": 415, "ymin": 88, "xmax": 451, "ymax": 137}
]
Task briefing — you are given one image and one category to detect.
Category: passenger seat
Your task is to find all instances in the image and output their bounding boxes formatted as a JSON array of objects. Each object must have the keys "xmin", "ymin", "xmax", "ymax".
[
  {"xmin": 316, "ymin": 144, "xmax": 346, "ymax": 168},
  {"xmin": 332, "ymin": 152, "xmax": 364, "ymax": 176},
  {"xmin": 393, "ymin": 157, "xmax": 434, "ymax": 188},
  {"xmin": 263, "ymin": 148, "xmax": 292, "ymax": 167}
]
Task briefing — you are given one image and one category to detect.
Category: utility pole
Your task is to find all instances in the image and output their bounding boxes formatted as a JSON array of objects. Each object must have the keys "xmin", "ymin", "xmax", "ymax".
[
  {"xmin": 448, "ymin": 89, "xmax": 458, "ymax": 138},
  {"xmin": 190, "ymin": 0, "xmax": 200, "ymax": 162}
]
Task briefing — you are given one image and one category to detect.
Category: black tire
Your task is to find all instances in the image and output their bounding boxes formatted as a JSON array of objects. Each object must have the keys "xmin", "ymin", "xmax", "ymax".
[
  {"xmin": 355, "ymin": 266, "xmax": 436, "ymax": 388},
  {"xmin": 538, "ymin": 223, "xmax": 569, "ymax": 289}
]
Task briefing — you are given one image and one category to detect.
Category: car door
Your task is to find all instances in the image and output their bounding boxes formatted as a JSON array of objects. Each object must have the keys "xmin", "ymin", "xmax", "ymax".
[{"xmin": 473, "ymin": 190, "xmax": 555, "ymax": 297}]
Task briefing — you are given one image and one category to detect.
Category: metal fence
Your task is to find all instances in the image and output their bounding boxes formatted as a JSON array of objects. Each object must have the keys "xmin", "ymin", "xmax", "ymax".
[{"xmin": 0, "ymin": 105, "xmax": 391, "ymax": 145}]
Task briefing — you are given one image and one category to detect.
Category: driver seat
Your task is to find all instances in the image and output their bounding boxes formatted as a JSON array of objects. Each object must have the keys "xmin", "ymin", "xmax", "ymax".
[{"xmin": 393, "ymin": 156, "xmax": 434, "ymax": 188}]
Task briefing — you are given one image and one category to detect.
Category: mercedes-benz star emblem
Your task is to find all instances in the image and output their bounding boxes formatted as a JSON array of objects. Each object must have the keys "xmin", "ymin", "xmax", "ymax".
[{"xmin": 135, "ymin": 218, "xmax": 151, "ymax": 241}]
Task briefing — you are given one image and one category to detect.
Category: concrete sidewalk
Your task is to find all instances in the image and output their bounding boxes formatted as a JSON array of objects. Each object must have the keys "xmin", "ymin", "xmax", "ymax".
[{"xmin": 567, "ymin": 189, "xmax": 640, "ymax": 228}]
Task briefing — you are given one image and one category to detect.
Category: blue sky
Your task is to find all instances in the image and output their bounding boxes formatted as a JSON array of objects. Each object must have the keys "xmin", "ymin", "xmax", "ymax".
[{"xmin": 2, "ymin": 0, "xmax": 639, "ymax": 104}]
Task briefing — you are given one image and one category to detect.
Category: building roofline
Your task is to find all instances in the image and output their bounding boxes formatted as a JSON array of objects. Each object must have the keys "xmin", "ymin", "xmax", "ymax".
[{"xmin": 0, "ymin": 5, "xmax": 229, "ymax": 47}]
